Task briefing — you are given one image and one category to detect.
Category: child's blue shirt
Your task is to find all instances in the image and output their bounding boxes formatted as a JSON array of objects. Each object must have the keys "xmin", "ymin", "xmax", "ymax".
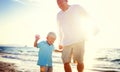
[{"xmin": 37, "ymin": 41, "xmax": 55, "ymax": 66}]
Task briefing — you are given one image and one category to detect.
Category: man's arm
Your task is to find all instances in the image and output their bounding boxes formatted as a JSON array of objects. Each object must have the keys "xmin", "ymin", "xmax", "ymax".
[
  {"xmin": 77, "ymin": 5, "xmax": 88, "ymax": 17},
  {"xmin": 57, "ymin": 19, "xmax": 64, "ymax": 49}
]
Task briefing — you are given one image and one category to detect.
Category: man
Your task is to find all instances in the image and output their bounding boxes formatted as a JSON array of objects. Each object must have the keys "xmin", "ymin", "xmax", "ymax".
[{"xmin": 56, "ymin": 0, "xmax": 92, "ymax": 72}]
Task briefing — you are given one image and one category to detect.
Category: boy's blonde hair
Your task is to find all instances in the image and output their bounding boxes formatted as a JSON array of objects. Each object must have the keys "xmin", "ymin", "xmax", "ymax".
[{"xmin": 47, "ymin": 32, "xmax": 56, "ymax": 38}]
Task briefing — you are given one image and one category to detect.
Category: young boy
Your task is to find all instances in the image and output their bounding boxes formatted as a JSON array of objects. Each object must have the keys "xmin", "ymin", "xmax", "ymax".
[{"xmin": 34, "ymin": 32, "xmax": 61, "ymax": 72}]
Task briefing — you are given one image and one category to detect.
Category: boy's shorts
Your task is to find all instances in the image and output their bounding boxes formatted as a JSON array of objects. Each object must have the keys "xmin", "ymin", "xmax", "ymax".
[
  {"xmin": 62, "ymin": 41, "xmax": 85, "ymax": 64},
  {"xmin": 40, "ymin": 66, "xmax": 53, "ymax": 72}
]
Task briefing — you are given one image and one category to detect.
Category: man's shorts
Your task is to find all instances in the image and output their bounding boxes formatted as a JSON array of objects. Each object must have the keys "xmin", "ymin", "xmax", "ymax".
[{"xmin": 62, "ymin": 41, "xmax": 85, "ymax": 64}]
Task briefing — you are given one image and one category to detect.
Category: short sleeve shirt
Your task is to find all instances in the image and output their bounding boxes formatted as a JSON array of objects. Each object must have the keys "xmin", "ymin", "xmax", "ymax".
[{"xmin": 37, "ymin": 41, "xmax": 55, "ymax": 66}]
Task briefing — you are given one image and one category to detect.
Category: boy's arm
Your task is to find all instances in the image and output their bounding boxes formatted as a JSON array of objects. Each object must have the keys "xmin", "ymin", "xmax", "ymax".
[
  {"xmin": 34, "ymin": 40, "xmax": 38, "ymax": 47},
  {"xmin": 54, "ymin": 49, "xmax": 62, "ymax": 52}
]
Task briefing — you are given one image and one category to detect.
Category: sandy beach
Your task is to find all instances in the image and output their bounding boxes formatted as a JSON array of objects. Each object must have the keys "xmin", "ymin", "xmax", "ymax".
[
  {"xmin": 0, "ymin": 61, "xmax": 17, "ymax": 72},
  {"xmin": 1, "ymin": 60, "xmax": 117, "ymax": 72},
  {"xmin": 0, "ymin": 55, "xmax": 109, "ymax": 72},
  {"xmin": 0, "ymin": 61, "xmax": 93, "ymax": 72},
  {"xmin": 0, "ymin": 53, "xmax": 94, "ymax": 72}
]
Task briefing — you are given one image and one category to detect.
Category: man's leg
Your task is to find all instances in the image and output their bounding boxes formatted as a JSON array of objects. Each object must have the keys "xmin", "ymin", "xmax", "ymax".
[
  {"xmin": 62, "ymin": 45, "xmax": 73, "ymax": 72},
  {"xmin": 73, "ymin": 41, "xmax": 85, "ymax": 72},
  {"xmin": 64, "ymin": 63, "xmax": 72, "ymax": 72},
  {"xmin": 77, "ymin": 62, "xmax": 84, "ymax": 72}
]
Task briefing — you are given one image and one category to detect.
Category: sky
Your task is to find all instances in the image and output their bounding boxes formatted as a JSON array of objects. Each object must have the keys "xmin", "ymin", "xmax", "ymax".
[{"xmin": 0, "ymin": 0, "xmax": 120, "ymax": 49}]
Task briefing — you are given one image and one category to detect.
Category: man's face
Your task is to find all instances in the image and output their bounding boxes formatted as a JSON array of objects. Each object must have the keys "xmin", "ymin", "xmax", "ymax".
[{"xmin": 57, "ymin": 0, "xmax": 67, "ymax": 10}]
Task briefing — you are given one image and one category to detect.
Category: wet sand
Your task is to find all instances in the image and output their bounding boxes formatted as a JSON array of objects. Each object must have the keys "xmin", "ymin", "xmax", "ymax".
[{"xmin": 0, "ymin": 61, "xmax": 17, "ymax": 72}]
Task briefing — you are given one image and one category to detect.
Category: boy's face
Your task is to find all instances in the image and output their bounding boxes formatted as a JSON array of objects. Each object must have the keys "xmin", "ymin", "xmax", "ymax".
[{"xmin": 47, "ymin": 36, "xmax": 56, "ymax": 45}]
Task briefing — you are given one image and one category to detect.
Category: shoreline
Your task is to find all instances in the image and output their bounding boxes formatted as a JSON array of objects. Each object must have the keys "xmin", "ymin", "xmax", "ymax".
[
  {"xmin": 0, "ymin": 60, "xmax": 119, "ymax": 72},
  {"xmin": 0, "ymin": 51, "xmax": 120, "ymax": 72}
]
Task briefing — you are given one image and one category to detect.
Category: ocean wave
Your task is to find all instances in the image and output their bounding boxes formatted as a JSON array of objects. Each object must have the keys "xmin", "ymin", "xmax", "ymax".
[
  {"xmin": 90, "ymin": 68, "xmax": 119, "ymax": 72},
  {"xmin": 0, "ymin": 47, "xmax": 38, "ymax": 56},
  {"xmin": 2, "ymin": 55, "xmax": 20, "ymax": 60},
  {"xmin": 2, "ymin": 55, "xmax": 37, "ymax": 62},
  {"xmin": 111, "ymin": 59, "xmax": 120, "ymax": 62}
]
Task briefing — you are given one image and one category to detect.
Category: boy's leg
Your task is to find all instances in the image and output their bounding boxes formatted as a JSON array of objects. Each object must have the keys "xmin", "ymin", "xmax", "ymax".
[
  {"xmin": 47, "ymin": 66, "xmax": 53, "ymax": 72},
  {"xmin": 40, "ymin": 66, "xmax": 46, "ymax": 72}
]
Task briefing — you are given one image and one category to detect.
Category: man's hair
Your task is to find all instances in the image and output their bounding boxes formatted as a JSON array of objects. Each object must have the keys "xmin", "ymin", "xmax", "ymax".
[
  {"xmin": 57, "ymin": 0, "xmax": 68, "ymax": 2},
  {"xmin": 47, "ymin": 32, "xmax": 56, "ymax": 38},
  {"xmin": 65, "ymin": 0, "xmax": 68, "ymax": 2}
]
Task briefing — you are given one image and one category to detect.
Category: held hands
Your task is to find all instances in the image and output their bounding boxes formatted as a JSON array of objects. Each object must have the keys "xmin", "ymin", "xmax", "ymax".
[
  {"xmin": 59, "ymin": 45, "xmax": 63, "ymax": 49},
  {"xmin": 54, "ymin": 45, "xmax": 63, "ymax": 52},
  {"xmin": 53, "ymin": 45, "xmax": 63, "ymax": 52}
]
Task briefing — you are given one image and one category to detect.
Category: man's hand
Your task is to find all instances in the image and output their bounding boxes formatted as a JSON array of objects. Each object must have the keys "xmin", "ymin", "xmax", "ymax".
[{"xmin": 59, "ymin": 45, "xmax": 63, "ymax": 49}]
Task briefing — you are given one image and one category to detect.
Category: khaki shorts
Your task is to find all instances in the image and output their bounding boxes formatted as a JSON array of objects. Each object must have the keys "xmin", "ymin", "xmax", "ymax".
[{"xmin": 62, "ymin": 41, "xmax": 85, "ymax": 64}]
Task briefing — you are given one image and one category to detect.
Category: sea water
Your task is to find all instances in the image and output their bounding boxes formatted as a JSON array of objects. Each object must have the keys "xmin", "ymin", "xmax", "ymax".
[{"xmin": 0, "ymin": 46, "xmax": 120, "ymax": 72}]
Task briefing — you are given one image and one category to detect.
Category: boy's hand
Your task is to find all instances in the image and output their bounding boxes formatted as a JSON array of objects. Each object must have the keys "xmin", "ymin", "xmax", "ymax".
[
  {"xmin": 59, "ymin": 45, "xmax": 63, "ymax": 49},
  {"xmin": 35, "ymin": 34, "xmax": 40, "ymax": 41},
  {"xmin": 34, "ymin": 34, "xmax": 40, "ymax": 47}
]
